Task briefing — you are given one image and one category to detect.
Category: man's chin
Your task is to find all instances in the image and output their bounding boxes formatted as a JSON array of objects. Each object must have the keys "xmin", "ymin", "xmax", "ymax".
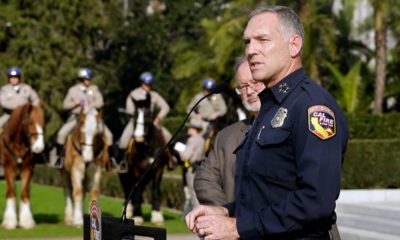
[
  {"xmin": 251, "ymin": 73, "xmax": 266, "ymax": 82},
  {"xmin": 244, "ymin": 102, "xmax": 261, "ymax": 113}
]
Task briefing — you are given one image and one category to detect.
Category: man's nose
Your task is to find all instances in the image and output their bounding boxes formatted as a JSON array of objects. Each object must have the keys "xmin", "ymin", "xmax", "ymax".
[
  {"xmin": 246, "ymin": 41, "xmax": 258, "ymax": 57},
  {"xmin": 246, "ymin": 85, "xmax": 256, "ymax": 95}
]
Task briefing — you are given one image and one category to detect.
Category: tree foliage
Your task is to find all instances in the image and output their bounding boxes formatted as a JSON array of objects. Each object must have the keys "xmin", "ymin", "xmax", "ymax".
[{"xmin": 0, "ymin": 0, "xmax": 399, "ymax": 140}]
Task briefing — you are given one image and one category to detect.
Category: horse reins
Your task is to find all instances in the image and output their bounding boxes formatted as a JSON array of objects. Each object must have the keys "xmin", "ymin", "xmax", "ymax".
[
  {"xmin": 71, "ymin": 123, "xmax": 104, "ymax": 158},
  {"xmin": 2, "ymin": 134, "xmax": 30, "ymax": 164},
  {"xmin": 1, "ymin": 105, "xmax": 44, "ymax": 164}
]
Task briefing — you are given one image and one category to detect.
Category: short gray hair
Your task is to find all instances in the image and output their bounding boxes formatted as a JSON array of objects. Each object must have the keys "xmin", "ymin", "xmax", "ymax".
[
  {"xmin": 233, "ymin": 56, "xmax": 247, "ymax": 74},
  {"xmin": 249, "ymin": 5, "xmax": 304, "ymax": 41}
]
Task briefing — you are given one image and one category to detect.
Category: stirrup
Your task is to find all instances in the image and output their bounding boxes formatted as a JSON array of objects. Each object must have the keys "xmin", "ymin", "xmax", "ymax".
[
  {"xmin": 110, "ymin": 157, "xmax": 128, "ymax": 174},
  {"xmin": 117, "ymin": 159, "xmax": 129, "ymax": 174},
  {"xmin": 49, "ymin": 156, "xmax": 63, "ymax": 169}
]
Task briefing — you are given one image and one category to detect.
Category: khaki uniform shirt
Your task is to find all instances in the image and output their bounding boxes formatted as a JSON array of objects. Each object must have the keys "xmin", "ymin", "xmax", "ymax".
[
  {"xmin": 63, "ymin": 83, "xmax": 103, "ymax": 114},
  {"xmin": 126, "ymin": 87, "xmax": 170, "ymax": 119},
  {"xmin": 186, "ymin": 93, "xmax": 227, "ymax": 120},
  {"xmin": 0, "ymin": 83, "xmax": 40, "ymax": 110},
  {"xmin": 194, "ymin": 119, "xmax": 251, "ymax": 205},
  {"xmin": 179, "ymin": 134, "xmax": 205, "ymax": 164}
]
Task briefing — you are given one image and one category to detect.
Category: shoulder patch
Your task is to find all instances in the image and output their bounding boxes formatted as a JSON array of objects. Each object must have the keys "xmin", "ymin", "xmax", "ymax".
[{"xmin": 308, "ymin": 105, "xmax": 336, "ymax": 140}]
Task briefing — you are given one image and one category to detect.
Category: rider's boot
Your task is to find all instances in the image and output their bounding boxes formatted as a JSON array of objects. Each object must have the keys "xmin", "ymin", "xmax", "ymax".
[
  {"xmin": 49, "ymin": 143, "xmax": 64, "ymax": 169},
  {"xmin": 54, "ymin": 143, "xmax": 64, "ymax": 168}
]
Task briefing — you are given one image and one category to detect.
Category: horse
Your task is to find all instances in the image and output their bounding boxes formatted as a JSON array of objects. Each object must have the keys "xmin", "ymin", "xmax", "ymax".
[
  {"xmin": 60, "ymin": 108, "xmax": 108, "ymax": 227},
  {"xmin": 119, "ymin": 95, "xmax": 172, "ymax": 225},
  {"xmin": 0, "ymin": 103, "xmax": 45, "ymax": 229}
]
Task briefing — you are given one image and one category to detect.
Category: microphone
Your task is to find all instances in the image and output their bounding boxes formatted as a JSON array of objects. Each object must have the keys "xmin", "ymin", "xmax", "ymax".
[
  {"xmin": 120, "ymin": 88, "xmax": 222, "ymax": 223},
  {"xmin": 211, "ymin": 85, "xmax": 223, "ymax": 94}
]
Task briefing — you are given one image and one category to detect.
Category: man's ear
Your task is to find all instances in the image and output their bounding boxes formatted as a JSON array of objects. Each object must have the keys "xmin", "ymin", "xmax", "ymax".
[{"xmin": 289, "ymin": 35, "xmax": 303, "ymax": 58}]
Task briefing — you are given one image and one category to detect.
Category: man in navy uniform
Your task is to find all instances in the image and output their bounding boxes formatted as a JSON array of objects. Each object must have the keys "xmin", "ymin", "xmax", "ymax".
[{"xmin": 185, "ymin": 5, "xmax": 348, "ymax": 240}]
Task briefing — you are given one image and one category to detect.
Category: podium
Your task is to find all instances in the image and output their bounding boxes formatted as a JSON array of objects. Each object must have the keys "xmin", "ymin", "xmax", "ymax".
[{"xmin": 83, "ymin": 214, "xmax": 166, "ymax": 240}]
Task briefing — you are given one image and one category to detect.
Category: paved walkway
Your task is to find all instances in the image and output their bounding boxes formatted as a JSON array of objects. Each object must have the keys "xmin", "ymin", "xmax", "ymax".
[{"xmin": 12, "ymin": 234, "xmax": 198, "ymax": 240}]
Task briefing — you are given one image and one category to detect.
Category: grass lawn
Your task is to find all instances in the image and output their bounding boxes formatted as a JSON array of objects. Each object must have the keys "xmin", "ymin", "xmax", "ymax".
[{"xmin": 0, "ymin": 181, "xmax": 190, "ymax": 238}]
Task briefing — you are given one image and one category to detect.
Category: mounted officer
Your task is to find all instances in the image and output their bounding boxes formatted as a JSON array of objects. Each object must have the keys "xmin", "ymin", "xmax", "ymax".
[
  {"xmin": 116, "ymin": 71, "xmax": 170, "ymax": 170},
  {"xmin": 186, "ymin": 78, "xmax": 227, "ymax": 135},
  {"xmin": 0, "ymin": 67, "xmax": 40, "ymax": 128},
  {"xmin": 50, "ymin": 68, "xmax": 114, "ymax": 168}
]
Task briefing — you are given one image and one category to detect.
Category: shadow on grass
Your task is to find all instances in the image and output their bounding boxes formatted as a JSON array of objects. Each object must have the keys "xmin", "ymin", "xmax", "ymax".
[{"xmin": 34, "ymin": 213, "xmax": 59, "ymax": 224}]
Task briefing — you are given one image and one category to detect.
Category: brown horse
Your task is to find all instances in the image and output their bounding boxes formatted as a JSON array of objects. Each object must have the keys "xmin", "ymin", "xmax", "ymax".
[
  {"xmin": 61, "ymin": 108, "xmax": 108, "ymax": 227},
  {"xmin": 0, "ymin": 103, "xmax": 45, "ymax": 229},
  {"xmin": 119, "ymin": 95, "xmax": 171, "ymax": 225}
]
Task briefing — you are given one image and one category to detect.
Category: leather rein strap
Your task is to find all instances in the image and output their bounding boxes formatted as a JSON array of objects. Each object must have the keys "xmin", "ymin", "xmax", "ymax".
[{"xmin": 2, "ymin": 135, "xmax": 30, "ymax": 164}]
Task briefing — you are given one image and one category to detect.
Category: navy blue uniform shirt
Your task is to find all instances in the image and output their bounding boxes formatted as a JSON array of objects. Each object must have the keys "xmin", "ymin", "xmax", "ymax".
[{"xmin": 224, "ymin": 68, "xmax": 348, "ymax": 239}]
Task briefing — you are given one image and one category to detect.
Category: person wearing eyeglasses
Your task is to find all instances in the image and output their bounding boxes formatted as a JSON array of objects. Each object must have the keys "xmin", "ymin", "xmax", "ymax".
[{"xmin": 194, "ymin": 57, "xmax": 265, "ymax": 206}]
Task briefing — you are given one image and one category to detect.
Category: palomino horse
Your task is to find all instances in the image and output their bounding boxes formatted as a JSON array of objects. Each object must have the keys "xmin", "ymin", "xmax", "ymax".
[
  {"xmin": 119, "ymin": 95, "xmax": 171, "ymax": 225},
  {"xmin": 0, "ymin": 103, "xmax": 45, "ymax": 229},
  {"xmin": 61, "ymin": 108, "xmax": 108, "ymax": 227}
]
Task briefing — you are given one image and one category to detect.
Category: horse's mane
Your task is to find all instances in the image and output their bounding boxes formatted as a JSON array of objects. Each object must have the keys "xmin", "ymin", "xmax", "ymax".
[
  {"xmin": 5, "ymin": 104, "xmax": 44, "ymax": 141},
  {"xmin": 5, "ymin": 104, "xmax": 32, "ymax": 140}
]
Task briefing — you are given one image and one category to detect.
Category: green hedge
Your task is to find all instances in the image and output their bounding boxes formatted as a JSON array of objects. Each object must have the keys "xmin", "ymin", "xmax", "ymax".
[
  {"xmin": 346, "ymin": 113, "xmax": 400, "ymax": 139},
  {"xmin": 341, "ymin": 138, "xmax": 400, "ymax": 189},
  {"xmin": 163, "ymin": 116, "xmax": 186, "ymax": 134}
]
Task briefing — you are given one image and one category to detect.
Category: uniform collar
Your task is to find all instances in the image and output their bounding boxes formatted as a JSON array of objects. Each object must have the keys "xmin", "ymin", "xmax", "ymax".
[
  {"xmin": 260, "ymin": 68, "xmax": 307, "ymax": 104},
  {"xmin": 79, "ymin": 83, "xmax": 88, "ymax": 91}
]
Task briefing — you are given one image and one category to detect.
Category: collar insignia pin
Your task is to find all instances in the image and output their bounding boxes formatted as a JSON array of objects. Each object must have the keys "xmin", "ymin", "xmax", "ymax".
[
  {"xmin": 271, "ymin": 107, "xmax": 288, "ymax": 128},
  {"xmin": 279, "ymin": 83, "xmax": 290, "ymax": 94}
]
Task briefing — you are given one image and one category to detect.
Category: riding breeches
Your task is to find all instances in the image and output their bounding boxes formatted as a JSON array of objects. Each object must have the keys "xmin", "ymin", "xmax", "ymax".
[
  {"xmin": 0, "ymin": 114, "xmax": 10, "ymax": 128},
  {"xmin": 56, "ymin": 118, "xmax": 113, "ymax": 146},
  {"xmin": 118, "ymin": 120, "xmax": 134, "ymax": 149},
  {"xmin": 118, "ymin": 120, "xmax": 172, "ymax": 149}
]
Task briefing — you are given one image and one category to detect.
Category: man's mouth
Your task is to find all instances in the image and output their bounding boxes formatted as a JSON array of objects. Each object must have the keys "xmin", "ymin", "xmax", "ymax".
[
  {"xmin": 247, "ymin": 97, "xmax": 258, "ymax": 103},
  {"xmin": 250, "ymin": 61, "xmax": 262, "ymax": 70}
]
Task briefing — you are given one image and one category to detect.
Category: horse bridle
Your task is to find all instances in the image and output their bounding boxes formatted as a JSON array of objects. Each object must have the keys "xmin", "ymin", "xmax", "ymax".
[
  {"xmin": 71, "ymin": 117, "xmax": 104, "ymax": 157},
  {"xmin": 1, "ymin": 127, "xmax": 43, "ymax": 164}
]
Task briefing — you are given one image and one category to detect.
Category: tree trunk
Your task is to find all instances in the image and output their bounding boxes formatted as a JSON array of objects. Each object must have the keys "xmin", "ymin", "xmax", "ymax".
[{"xmin": 372, "ymin": 2, "xmax": 387, "ymax": 114}]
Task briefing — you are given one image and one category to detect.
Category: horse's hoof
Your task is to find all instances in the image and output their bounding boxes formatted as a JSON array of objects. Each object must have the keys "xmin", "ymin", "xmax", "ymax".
[
  {"xmin": 72, "ymin": 217, "xmax": 83, "ymax": 228},
  {"xmin": 2, "ymin": 198, "xmax": 17, "ymax": 229},
  {"xmin": 18, "ymin": 201, "xmax": 36, "ymax": 229},
  {"xmin": 2, "ymin": 219, "xmax": 17, "ymax": 230},
  {"xmin": 72, "ymin": 220, "xmax": 83, "ymax": 228},
  {"xmin": 64, "ymin": 218, "xmax": 73, "ymax": 226},
  {"xmin": 151, "ymin": 210, "xmax": 164, "ymax": 226},
  {"xmin": 18, "ymin": 219, "xmax": 36, "ymax": 229},
  {"xmin": 132, "ymin": 216, "xmax": 144, "ymax": 225},
  {"xmin": 73, "ymin": 223, "xmax": 83, "ymax": 228}
]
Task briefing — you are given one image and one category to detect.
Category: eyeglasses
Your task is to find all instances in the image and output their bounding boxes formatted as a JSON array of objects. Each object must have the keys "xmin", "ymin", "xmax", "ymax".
[{"xmin": 235, "ymin": 81, "xmax": 264, "ymax": 95}]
